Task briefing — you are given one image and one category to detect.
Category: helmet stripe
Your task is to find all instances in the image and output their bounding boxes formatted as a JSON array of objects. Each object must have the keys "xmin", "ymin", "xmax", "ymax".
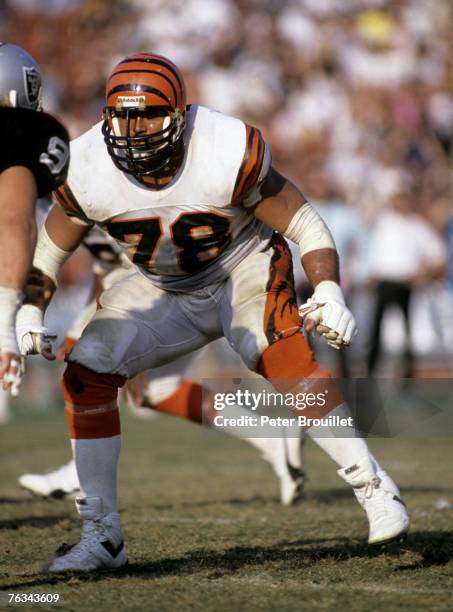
[
  {"xmin": 119, "ymin": 57, "xmax": 183, "ymax": 91},
  {"xmin": 111, "ymin": 69, "xmax": 178, "ymax": 106}
]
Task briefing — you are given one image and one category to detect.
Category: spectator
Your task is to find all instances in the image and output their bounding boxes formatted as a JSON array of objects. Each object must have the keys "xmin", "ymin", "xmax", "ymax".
[{"xmin": 366, "ymin": 189, "xmax": 447, "ymax": 377}]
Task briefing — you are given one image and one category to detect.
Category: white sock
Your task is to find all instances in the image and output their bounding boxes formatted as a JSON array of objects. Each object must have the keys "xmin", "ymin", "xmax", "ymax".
[
  {"xmin": 306, "ymin": 402, "xmax": 372, "ymax": 470},
  {"xmin": 71, "ymin": 435, "xmax": 121, "ymax": 515},
  {"xmin": 284, "ymin": 422, "xmax": 305, "ymax": 470}
]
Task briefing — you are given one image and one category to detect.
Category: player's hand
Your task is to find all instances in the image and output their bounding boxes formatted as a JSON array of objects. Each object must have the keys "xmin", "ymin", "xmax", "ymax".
[
  {"xmin": 16, "ymin": 304, "xmax": 56, "ymax": 360},
  {"xmin": 0, "ymin": 352, "xmax": 24, "ymax": 397},
  {"xmin": 18, "ymin": 327, "xmax": 57, "ymax": 360},
  {"xmin": 299, "ymin": 281, "xmax": 357, "ymax": 349}
]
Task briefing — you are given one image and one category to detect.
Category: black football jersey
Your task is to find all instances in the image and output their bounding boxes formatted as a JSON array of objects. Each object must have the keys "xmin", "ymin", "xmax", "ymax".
[{"xmin": 0, "ymin": 107, "xmax": 69, "ymax": 197}]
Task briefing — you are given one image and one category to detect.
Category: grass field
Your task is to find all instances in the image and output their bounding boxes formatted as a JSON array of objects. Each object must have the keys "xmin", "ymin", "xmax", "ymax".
[{"xmin": 1, "ymin": 410, "xmax": 453, "ymax": 611}]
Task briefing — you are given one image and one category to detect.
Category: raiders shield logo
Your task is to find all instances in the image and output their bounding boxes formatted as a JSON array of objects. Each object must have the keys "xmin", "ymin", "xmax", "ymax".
[{"xmin": 23, "ymin": 65, "xmax": 42, "ymax": 109}]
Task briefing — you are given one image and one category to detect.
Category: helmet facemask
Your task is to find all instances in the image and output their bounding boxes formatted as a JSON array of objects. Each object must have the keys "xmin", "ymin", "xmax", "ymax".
[{"xmin": 102, "ymin": 104, "xmax": 185, "ymax": 176}]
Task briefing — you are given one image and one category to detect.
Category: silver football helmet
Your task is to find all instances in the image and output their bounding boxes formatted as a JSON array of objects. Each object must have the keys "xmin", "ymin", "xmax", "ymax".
[{"xmin": 0, "ymin": 43, "xmax": 42, "ymax": 110}]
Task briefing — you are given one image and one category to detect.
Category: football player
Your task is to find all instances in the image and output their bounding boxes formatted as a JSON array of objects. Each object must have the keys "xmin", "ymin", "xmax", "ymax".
[
  {"xmin": 18, "ymin": 226, "xmax": 305, "ymax": 506},
  {"xmin": 0, "ymin": 43, "xmax": 69, "ymax": 396},
  {"xmin": 17, "ymin": 53, "xmax": 409, "ymax": 572}
]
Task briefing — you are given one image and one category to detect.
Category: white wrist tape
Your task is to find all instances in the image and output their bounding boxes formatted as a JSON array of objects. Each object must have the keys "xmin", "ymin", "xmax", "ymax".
[
  {"xmin": 284, "ymin": 203, "xmax": 335, "ymax": 257},
  {"xmin": 313, "ymin": 280, "xmax": 345, "ymax": 304},
  {"xmin": 16, "ymin": 304, "xmax": 44, "ymax": 330},
  {"xmin": 0, "ymin": 287, "xmax": 23, "ymax": 353},
  {"xmin": 33, "ymin": 226, "xmax": 72, "ymax": 285}
]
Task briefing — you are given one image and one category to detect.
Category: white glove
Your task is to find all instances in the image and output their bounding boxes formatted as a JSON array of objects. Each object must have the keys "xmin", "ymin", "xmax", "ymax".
[
  {"xmin": 16, "ymin": 304, "xmax": 57, "ymax": 360},
  {"xmin": 299, "ymin": 281, "xmax": 357, "ymax": 349}
]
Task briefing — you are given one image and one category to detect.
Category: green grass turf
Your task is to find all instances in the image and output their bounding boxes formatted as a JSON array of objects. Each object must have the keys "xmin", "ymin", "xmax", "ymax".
[{"xmin": 0, "ymin": 411, "xmax": 452, "ymax": 611}]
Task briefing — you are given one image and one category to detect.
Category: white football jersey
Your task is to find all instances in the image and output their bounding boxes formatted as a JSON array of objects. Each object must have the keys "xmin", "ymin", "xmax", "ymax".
[{"xmin": 54, "ymin": 105, "xmax": 272, "ymax": 290}]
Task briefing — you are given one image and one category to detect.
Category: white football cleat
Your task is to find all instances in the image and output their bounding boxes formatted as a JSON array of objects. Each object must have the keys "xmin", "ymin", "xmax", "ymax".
[
  {"xmin": 47, "ymin": 496, "xmax": 127, "ymax": 572},
  {"xmin": 19, "ymin": 459, "xmax": 80, "ymax": 499},
  {"xmin": 338, "ymin": 455, "xmax": 409, "ymax": 545}
]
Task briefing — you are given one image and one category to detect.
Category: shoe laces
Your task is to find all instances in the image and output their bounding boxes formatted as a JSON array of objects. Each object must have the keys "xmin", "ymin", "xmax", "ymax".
[
  {"xmin": 363, "ymin": 476, "xmax": 381, "ymax": 500},
  {"xmin": 67, "ymin": 519, "xmax": 107, "ymax": 559},
  {"xmin": 362, "ymin": 477, "xmax": 398, "ymax": 524}
]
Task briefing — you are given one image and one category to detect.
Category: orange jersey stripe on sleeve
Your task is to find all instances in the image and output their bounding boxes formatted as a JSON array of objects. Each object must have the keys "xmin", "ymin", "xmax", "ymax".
[{"xmin": 232, "ymin": 125, "xmax": 266, "ymax": 206}]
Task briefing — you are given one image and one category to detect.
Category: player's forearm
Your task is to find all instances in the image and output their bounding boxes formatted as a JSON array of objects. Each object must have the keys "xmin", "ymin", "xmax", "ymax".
[
  {"xmin": 301, "ymin": 248, "xmax": 340, "ymax": 288},
  {"xmin": 0, "ymin": 167, "xmax": 37, "ymax": 290},
  {"xmin": 254, "ymin": 170, "xmax": 337, "ymax": 277},
  {"xmin": 16, "ymin": 224, "xmax": 75, "ymax": 357},
  {"xmin": 0, "ymin": 204, "xmax": 37, "ymax": 353},
  {"xmin": 19, "ymin": 208, "xmax": 90, "ymax": 334},
  {"xmin": 0, "ymin": 214, "xmax": 36, "ymax": 290},
  {"xmin": 278, "ymin": 193, "xmax": 340, "ymax": 287},
  {"xmin": 21, "ymin": 225, "xmax": 72, "ymax": 314}
]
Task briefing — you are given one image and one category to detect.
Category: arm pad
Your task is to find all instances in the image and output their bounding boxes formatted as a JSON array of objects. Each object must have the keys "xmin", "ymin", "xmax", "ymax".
[
  {"xmin": 283, "ymin": 203, "xmax": 335, "ymax": 257},
  {"xmin": 33, "ymin": 225, "xmax": 72, "ymax": 285}
]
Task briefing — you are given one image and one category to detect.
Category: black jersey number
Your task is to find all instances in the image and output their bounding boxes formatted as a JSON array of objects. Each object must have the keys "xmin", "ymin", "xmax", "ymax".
[
  {"xmin": 106, "ymin": 212, "xmax": 231, "ymax": 274},
  {"xmin": 106, "ymin": 217, "xmax": 163, "ymax": 268},
  {"xmin": 171, "ymin": 212, "xmax": 232, "ymax": 273}
]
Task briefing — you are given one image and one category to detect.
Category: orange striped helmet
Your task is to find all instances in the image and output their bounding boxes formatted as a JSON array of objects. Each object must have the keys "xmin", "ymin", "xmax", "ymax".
[{"xmin": 102, "ymin": 52, "xmax": 186, "ymax": 176}]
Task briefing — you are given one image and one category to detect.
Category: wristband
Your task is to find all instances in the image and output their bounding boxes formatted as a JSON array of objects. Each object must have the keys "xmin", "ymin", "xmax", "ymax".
[{"xmin": 0, "ymin": 287, "xmax": 23, "ymax": 353}]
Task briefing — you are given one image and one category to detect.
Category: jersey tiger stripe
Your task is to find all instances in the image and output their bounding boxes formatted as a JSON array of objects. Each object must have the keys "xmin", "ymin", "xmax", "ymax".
[
  {"xmin": 53, "ymin": 183, "xmax": 90, "ymax": 223},
  {"xmin": 232, "ymin": 125, "xmax": 266, "ymax": 206}
]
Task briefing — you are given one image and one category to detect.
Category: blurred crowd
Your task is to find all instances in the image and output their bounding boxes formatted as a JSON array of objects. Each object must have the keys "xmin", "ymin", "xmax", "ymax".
[{"xmin": 1, "ymin": 0, "xmax": 453, "ymax": 377}]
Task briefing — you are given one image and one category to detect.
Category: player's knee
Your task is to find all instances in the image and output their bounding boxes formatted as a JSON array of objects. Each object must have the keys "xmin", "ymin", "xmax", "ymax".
[
  {"xmin": 62, "ymin": 362, "xmax": 126, "ymax": 406},
  {"xmin": 62, "ymin": 363, "xmax": 126, "ymax": 439}
]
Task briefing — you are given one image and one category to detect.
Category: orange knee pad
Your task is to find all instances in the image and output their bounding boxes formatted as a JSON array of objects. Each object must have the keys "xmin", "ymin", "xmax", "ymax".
[
  {"xmin": 62, "ymin": 362, "xmax": 126, "ymax": 406},
  {"xmin": 62, "ymin": 362, "xmax": 126, "ymax": 439}
]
